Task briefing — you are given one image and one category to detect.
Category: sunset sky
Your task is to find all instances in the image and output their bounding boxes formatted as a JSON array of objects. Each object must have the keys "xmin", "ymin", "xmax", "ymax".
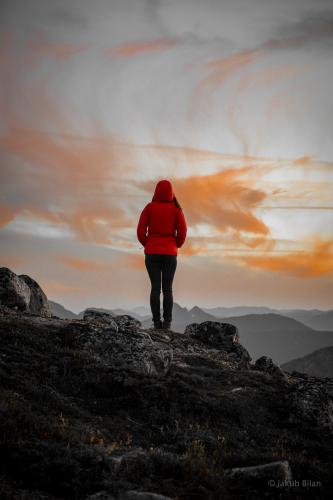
[{"xmin": 1, "ymin": 0, "xmax": 333, "ymax": 312}]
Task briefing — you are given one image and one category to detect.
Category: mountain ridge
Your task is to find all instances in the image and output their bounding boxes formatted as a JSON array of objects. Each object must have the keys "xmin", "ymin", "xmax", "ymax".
[{"xmin": 281, "ymin": 346, "xmax": 333, "ymax": 378}]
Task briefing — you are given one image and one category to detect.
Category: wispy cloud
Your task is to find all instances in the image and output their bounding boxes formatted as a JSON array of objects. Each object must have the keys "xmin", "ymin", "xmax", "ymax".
[
  {"xmin": 27, "ymin": 31, "xmax": 86, "ymax": 60},
  {"xmin": 239, "ymin": 238, "xmax": 333, "ymax": 277},
  {"xmin": 106, "ymin": 37, "xmax": 177, "ymax": 57},
  {"xmin": 60, "ymin": 256, "xmax": 113, "ymax": 272},
  {"xmin": 188, "ymin": 48, "xmax": 261, "ymax": 120},
  {"xmin": 138, "ymin": 167, "xmax": 269, "ymax": 236}
]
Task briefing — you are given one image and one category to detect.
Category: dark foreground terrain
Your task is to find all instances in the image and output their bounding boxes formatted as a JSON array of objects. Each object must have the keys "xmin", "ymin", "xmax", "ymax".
[{"xmin": 0, "ymin": 305, "xmax": 332, "ymax": 499}]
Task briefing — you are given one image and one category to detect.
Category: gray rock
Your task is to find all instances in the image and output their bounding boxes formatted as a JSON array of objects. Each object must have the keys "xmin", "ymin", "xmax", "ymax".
[
  {"xmin": 82, "ymin": 311, "xmax": 142, "ymax": 332},
  {"xmin": 102, "ymin": 330, "xmax": 172, "ymax": 377},
  {"xmin": 19, "ymin": 274, "xmax": 51, "ymax": 317},
  {"xmin": 226, "ymin": 460, "xmax": 292, "ymax": 481},
  {"xmin": 184, "ymin": 321, "xmax": 239, "ymax": 348},
  {"xmin": 83, "ymin": 309, "xmax": 118, "ymax": 331},
  {"xmin": 0, "ymin": 267, "xmax": 31, "ymax": 312},
  {"xmin": 70, "ymin": 323, "xmax": 172, "ymax": 377},
  {"xmin": 227, "ymin": 343, "xmax": 252, "ymax": 369},
  {"xmin": 113, "ymin": 314, "xmax": 142, "ymax": 332},
  {"xmin": 184, "ymin": 321, "xmax": 251, "ymax": 368},
  {"xmin": 0, "ymin": 267, "xmax": 51, "ymax": 317},
  {"xmin": 287, "ymin": 376, "xmax": 333, "ymax": 434},
  {"xmin": 254, "ymin": 356, "xmax": 287, "ymax": 380}
]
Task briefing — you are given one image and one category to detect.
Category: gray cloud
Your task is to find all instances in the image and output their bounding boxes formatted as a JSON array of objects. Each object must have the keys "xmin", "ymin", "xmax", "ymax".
[
  {"xmin": 270, "ymin": 11, "xmax": 333, "ymax": 51},
  {"xmin": 144, "ymin": 0, "xmax": 170, "ymax": 36}
]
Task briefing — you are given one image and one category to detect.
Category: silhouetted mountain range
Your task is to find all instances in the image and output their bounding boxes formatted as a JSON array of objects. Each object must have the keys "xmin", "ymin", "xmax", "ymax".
[
  {"xmin": 281, "ymin": 309, "xmax": 333, "ymax": 331},
  {"xmin": 281, "ymin": 346, "xmax": 333, "ymax": 378},
  {"xmin": 203, "ymin": 306, "xmax": 333, "ymax": 331},
  {"xmin": 48, "ymin": 300, "xmax": 79, "ymax": 320},
  {"xmin": 215, "ymin": 313, "xmax": 333, "ymax": 364},
  {"xmin": 202, "ymin": 306, "xmax": 274, "ymax": 316}
]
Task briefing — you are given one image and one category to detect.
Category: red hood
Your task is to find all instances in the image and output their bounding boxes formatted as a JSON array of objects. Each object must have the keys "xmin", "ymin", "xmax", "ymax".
[{"xmin": 152, "ymin": 179, "xmax": 174, "ymax": 202}]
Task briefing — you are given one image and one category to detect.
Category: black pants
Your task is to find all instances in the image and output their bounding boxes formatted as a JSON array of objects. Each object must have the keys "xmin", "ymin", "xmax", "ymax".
[{"xmin": 145, "ymin": 253, "xmax": 177, "ymax": 323}]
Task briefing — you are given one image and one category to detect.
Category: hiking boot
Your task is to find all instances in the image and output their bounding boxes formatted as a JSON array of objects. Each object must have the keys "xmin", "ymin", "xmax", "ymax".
[
  {"xmin": 162, "ymin": 320, "xmax": 171, "ymax": 330},
  {"xmin": 153, "ymin": 320, "xmax": 163, "ymax": 330}
]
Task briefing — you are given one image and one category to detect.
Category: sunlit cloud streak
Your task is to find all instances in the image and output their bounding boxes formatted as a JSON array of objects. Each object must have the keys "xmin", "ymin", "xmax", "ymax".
[
  {"xmin": 239, "ymin": 239, "xmax": 333, "ymax": 278},
  {"xmin": 106, "ymin": 37, "xmax": 177, "ymax": 57}
]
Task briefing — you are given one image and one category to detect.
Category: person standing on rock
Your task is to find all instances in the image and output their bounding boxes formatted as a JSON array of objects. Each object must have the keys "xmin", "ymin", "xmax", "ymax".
[{"xmin": 137, "ymin": 179, "xmax": 187, "ymax": 331}]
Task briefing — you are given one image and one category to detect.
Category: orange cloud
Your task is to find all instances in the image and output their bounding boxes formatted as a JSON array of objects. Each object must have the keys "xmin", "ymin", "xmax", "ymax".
[
  {"xmin": 0, "ymin": 254, "xmax": 22, "ymax": 268},
  {"xmin": 236, "ymin": 64, "xmax": 309, "ymax": 92},
  {"xmin": 60, "ymin": 256, "xmax": 113, "ymax": 272},
  {"xmin": 27, "ymin": 31, "xmax": 86, "ymax": 64},
  {"xmin": 0, "ymin": 205, "xmax": 16, "ymax": 229},
  {"xmin": 0, "ymin": 77, "xmax": 276, "ymax": 247},
  {"xmin": 0, "ymin": 127, "xmax": 134, "ymax": 242},
  {"xmin": 1, "ymin": 31, "xmax": 85, "ymax": 75},
  {"xmin": 106, "ymin": 38, "xmax": 177, "ymax": 57},
  {"xmin": 42, "ymin": 280, "xmax": 88, "ymax": 295},
  {"xmin": 178, "ymin": 241, "xmax": 211, "ymax": 257},
  {"xmin": 121, "ymin": 254, "xmax": 146, "ymax": 270},
  {"xmin": 189, "ymin": 48, "xmax": 262, "ymax": 119},
  {"xmin": 0, "ymin": 82, "xmax": 138, "ymax": 243},
  {"xmin": 293, "ymin": 155, "xmax": 312, "ymax": 165},
  {"xmin": 139, "ymin": 168, "xmax": 269, "ymax": 237},
  {"xmin": 240, "ymin": 239, "xmax": 333, "ymax": 277}
]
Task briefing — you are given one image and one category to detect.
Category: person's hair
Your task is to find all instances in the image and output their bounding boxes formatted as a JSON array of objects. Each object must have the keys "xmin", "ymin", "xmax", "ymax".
[{"xmin": 173, "ymin": 195, "xmax": 182, "ymax": 211}]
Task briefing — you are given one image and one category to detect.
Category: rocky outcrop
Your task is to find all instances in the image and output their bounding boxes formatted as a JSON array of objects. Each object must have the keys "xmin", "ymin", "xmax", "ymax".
[
  {"xmin": 185, "ymin": 320, "xmax": 239, "ymax": 347},
  {"xmin": 226, "ymin": 459, "xmax": 292, "ymax": 481},
  {"xmin": 253, "ymin": 355, "xmax": 288, "ymax": 380},
  {"xmin": 83, "ymin": 309, "xmax": 142, "ymax": 333},
  {"xmin": 0, "ymin": 272, "xmax": 332, "ymax": 499},
  {"xmin": 184, "ymin": 321, "xmax": 251, "ymax": 368},
  {"xmin": 0, "ymin": 267, "xmax": 51, "ymax": 317},
  {"xmin": 19, "ymin": 273, "xmax": 51, "ymax": 317},
  {"xmin": 83, "ymin": 308, "xmax": 119, "ymax": 331},
  {"xmin": 286, "ymin": 372, "xmax": 333, "ymax": 435},
  {"xmin": 0, "ymin": 267, "xmax": 31, "ymax": 312},
  {"xmin": 79, "ymin": 309, "xmax": 171, "ymax": 377}
]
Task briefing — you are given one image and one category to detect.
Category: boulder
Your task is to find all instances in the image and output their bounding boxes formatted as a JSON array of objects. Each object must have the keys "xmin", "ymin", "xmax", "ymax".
[
  {"xmin": 19, "ymin": 274, "xmax": 51, "ymax": 317},
  {"xmin": 225, "ymin": 459, "xmax": 292, "ymax": 481},
  {"xmin": 113, "ymin": 314, "xmax": 142, "ymax": 332},
  {"xmin": 82, "ymin": 311, "xmax": 142, "ymax": 332},
  {"xmin": 66, "ymin": 323, "xmax": 172, "ymax": 378},
  {"xmin": 184, "ymin": 321, "xmax": 251, "ymax": 368},
  {"xmin": 0, "ymin": 267, "xmax": 51, "ymax": 317},
  {"xmin": 226, "ymin": 343, "xmax": 252, "ymax": 369},
  {"xmin": 83, "ymin": 309, "xmax": 118, "ymax": 331},
  {"xmin": 254, "ymin": 356, "xmax": 287, "ymax": 380},
  {"xmin": 287, "ymin": 375, "xmax": 333, "ymax": 435},
  {"xmin": 100, "ymin": 329, "xmax": 172, "ymax": 377},
  {"xmin": 184, "ymin": 321, "xmax": 239, "ymax": 348},
  {"xmin": 0, "ymin": 267, "xmax": 31, "ymax": 312}
]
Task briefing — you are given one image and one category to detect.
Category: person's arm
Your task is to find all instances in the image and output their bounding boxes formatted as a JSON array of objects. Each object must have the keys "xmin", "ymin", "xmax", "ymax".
[
  {"xmin": 175, "ymin": 208, "xmax": 187, "ymax": 248},
  {"xmin": 137, "ymin": 203, "xmax": 151, "ymax": 246}
]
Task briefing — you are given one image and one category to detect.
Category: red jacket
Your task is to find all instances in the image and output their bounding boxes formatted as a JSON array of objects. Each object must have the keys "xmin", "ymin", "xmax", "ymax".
[{"xmin": 137, "ymin": 180, "xmax": 187, "ymax": 255}]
